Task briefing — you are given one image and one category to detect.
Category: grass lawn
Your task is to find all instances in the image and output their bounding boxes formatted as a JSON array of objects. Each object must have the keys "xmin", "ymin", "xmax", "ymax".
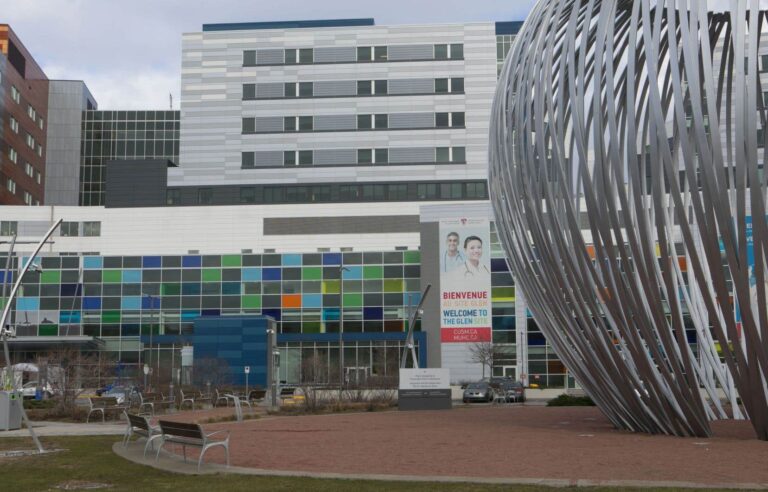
[{"xmin": 0, "ymin": 435, "xmax": 731, "ymax": 492}]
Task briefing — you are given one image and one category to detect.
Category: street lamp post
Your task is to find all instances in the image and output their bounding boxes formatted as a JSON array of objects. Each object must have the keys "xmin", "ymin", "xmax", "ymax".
[
  {"xmin": 143, "ymin": 294, "xmax": 156, "ymax": 391},
  {"xmin": 338, "ymin": 264, "xmax": 349, "ymax": 403}
]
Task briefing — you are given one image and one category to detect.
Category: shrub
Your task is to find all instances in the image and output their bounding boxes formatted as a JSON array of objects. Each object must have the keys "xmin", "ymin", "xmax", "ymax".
[{"xmin": 546, "ymin": 394, "xmax": 596, "ymax": 406}]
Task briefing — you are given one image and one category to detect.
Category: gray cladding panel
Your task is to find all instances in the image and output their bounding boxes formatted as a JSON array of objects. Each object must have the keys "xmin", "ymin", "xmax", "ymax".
[
  {"xmin": 389, "ymin": 147, "xmax": 435, "ymax": 163},
  {"xmin": 314, "ymin": 80, "xmax": 356, "ymax": 97},
  {"xmin": 314, "ymin": 46, "xmax": 356, "ymax": 63},
  {"xmin": 256, "ymin": 49, "xmax": 284, "ymax": 64},
  {"xmin": 256, "ymin": 83, "xmax": 285, "ymax": 98},
  {"xmin": 264, "ymin": 215, "xmax": 420, "ymax": 235},
  {"xmin": 389, "ymin": 113, "xmax": 435, "ymax": 129},
  {"xmin": 389, "ymin": 79, "xmax": 435, "ymax": 95},
  {"xmin": 388, "ymin": 44, "xmax": 434, "ymax": 61},
  {"xmin": 18, "ymin": 221, "xmax": 52, "ymax": 237},
  {"xmin": 253, "ymin": 151, "xmax": 283, "ymax": 167},
  {"xmin": 255, "ymin": 117, "xmax": 284, "ymax": 132},
  {"xmin": 313, "ymin": 149, "xmax": 356, "ymax": 165},
  {"xmin": 314, "ymin": 114, "xmax": 356, "ymax": 131}
]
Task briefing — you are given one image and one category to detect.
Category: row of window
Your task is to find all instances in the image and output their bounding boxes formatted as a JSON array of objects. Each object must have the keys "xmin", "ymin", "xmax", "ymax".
[
  {"xmin": 243, "ymin": 43, "xmax": 464, "ymax": 66},
  {"xmin": 243, "ymin": 112, "xmax": 466, "ymax": 134},
  {"xmin": 243, "ymin": 78, "xmax": 465, "ymax": 100},
  {"xmin": 6, "ymin": 146, "xmax": 42, "ymax": 183},
  {"xmin": 169, "ymin": 181, "xmax": 488, "ymax": 206},
  {"xmin": 241, "ymin": 147, "xmax": 466, "ymax": 169},
  {"xmin": 59, "ymin": 221, "xmax": 103, "ymax": 237},
  {"xmin": 9, "ymin": 85, "xmax": 44, "ymax": 130}
]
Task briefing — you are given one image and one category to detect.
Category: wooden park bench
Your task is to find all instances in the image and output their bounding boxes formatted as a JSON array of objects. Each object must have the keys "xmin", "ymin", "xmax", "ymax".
[
  {"xmin": 248, "ymin": 389, "xmax": 266, "ymax": 402},
  {"xmin": 122, "ymin": 412, "xmax": 162, "ymax": 457},
  {"xmin": 138, "ymin": 392, "xmax": 175, "ymax": 416},
  {"xmin": 87, "ymin": 397, "xmax": 128, "ymax": 423},
  {"xmin": 155, "ymin": 420, "xmax": 230, "ymax": 471}
]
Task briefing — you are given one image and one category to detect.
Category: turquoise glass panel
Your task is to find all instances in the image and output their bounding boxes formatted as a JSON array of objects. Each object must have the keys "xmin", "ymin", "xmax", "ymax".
[
  {"xmin": 16, "ymin": 297, "xmax": 39, "ymax": 311},
  {"xmin": 83, "ymin": 256, "xmax": 103, "ymax": 269},
  {"xmin": 282, "ymin": 254, "xmax": 302, "ymax": 266},
  {"xmin": 342, "ymin": 266, "xmax": 363, "ymax": 280},
  {"xmin": 182, "ymin": 310, "xmax": 200, "ymax": 321},
  {"xmin": 122, "ymin": 297, "xmax": 141, "ymax": 310},
  {"xmin": 242, "ymin": 268, "xmax": 262, "ymax": 281},
  {"xmin": 303, "ymin": 294, "xmax": 322, "ymax": 308},
  {"xmin": 122, "ymin": 270, "xmax": 142, "ymax": 283}
]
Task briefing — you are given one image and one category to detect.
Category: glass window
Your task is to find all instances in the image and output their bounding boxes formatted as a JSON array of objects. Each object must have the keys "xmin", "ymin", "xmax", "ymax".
[
  {"xmin": 0, "ymin": 221, "xmax": 18, "ymax": 236},
  {"xmin": 374, "ymin": 114, "xmax": 388, "ymax": 129},
  {"xmin": 435, "ymin": 78, "xmax": 449, "ymax": 93},
  {"xmin": 417, "ymin": 183, "xmax": 438, "ymax": 200},
  {"xmin": 450, "ymin": 43, "xmax": 464, "ymax": 59},
  {"xmin": 283, "ymin": 151, "xmax": 296, "ymax": 166},
  {"xmin": 242, "ymin": 118, "xmax": 255, "ymax": 134},
  {"xmin": 339, "ymin": 185, "xmax": 358, "ymax": 200},
  {"xmin": 436, "ymin": 147, "xmax": 450, "ymax": 162},
  {"xmin": 375, "ymin": 148, "xmax": 388, "ymax": 164},
  {"xmin": 357, "ymin": 46, "xmax": 372, "ymax": 61},
  {"xmin": 240, "ymin": 187, "xmax": 257, "ymax": 203},
  {"xmin": 357, "ymin": 115, "xmax": 372, "ymax": 129},
  {"xmin": 198, "ymin": 188, "xmax": 213, "ymax": 205},
  {"xmin": 435, "ymin": 112, "xmax": 449, "ymax": 128},
  {"xmin": 451, "ymin": 77, "xmax": 465, "ymax": 93},
  {"xmin": 434, "ymin": 44, "xmax": 448, "ymax": 60},
  {"xmin": 243, "ymin": 84, "xmax": 256, "ymax": 100},
  {"xmin": 452, "ymin": 112, "xmax": 466, "ymax": 127},
  {"xmin": 357, "ymin": 80, "xmax": 372, "ymax": 95},
  {"xmin": 83, "ymin": 222, "xmax": 101, "ymax": 237},
  {"xmin": 358, "ymin": 149, "xmax": 373, "ymax": 164},
  {"xmin": 243, "ymin": 50, "xmax": 256, "ymax": 66},
  {"xmin": 298, "ymin": 150, "xmax": 313, "ymax": 166},
  {"xmin": 285, "ymin": 49, "xmax": 297, "ymax": 64},
  {"xmin": 242, "ymin": 152, "xmax": 255, "ymax": 169},
  {"xmin": 299, "ymin": 82, "xmax": 313, "ymax": 97},
  {"xmin": 298, "ymin": 116, "xmax": 313, "ymax": 131},
  {"xmin": 166, "ymin": 189, "xmax": 180, "ymax": 205},
  {"xmin": 452, "ymin": 146, "xmax": 466, "ymax": 163},
  {"xmin": 388, "ymin": 184, "xmax": 407, "ymax": 200},
  {"xmin": 374, "ymin": 80, "xmax": 388, "ymax": 94},
  {"xmin": 284, "ymin": 117, "xmax": 297, "ymax": 132},
  {"xmin": 284, "ymin": 83, "xmax": 297, "ymax": 98},
  {"xmin": 299, "ymin": 48, "xmax": 313, "ymax": 63},
  {"xmin": 374, "ymin": 46, "xmax": 388, "ymax": 61}
]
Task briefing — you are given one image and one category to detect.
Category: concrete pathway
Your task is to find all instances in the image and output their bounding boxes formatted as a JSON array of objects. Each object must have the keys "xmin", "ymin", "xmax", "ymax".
[{"xmin": 0, "ymin": 420, "xmax": 125, "ymax": 437}]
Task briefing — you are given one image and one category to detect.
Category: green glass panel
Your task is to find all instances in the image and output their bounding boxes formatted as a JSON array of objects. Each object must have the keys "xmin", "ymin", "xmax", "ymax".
[
  {"xmin": 161, "ymin": 283, "xmax": 181, "ymax": 295},
  {"xmin": 403, "ymin": 251, "xmax": 421, "ymax": 264},
  {"xmin": 102, "ymin": 311, "xmax": 121, "ymax": 323},
  {"xmin": 41, "ymin": 271, "xmax": 61, "ymax": 284},
  {"xmin": 242, "ymin": 295, "xmax": 261, "ymax": 308},
  {"xmin": 103, "ymin": 270, "xmax": 122, "ymax": 283},
  {"xmin": 202, "ymin": 269, "xmax": 222, "ymax": 282},
  {"xmin": 222, "ymin": 255, "xmax": 241, "ymax": 267},
  {"xmin": 303, "ymin": 267, "xmax": 322, "ymax": 280},
  {"xmin": 303, "ymin": 321, "xmax": 321, "ymax": 334},
  {"xmin": 342, "ymin": 293, "xmax": 363, "ymax": 307},
  {"xmin": 492, "ymin": 286, "xmax": 515, "ymax": 301},
  {"xmin": 322, "ymin": 280, "xmax": 340, "ymax": 294},
  {"xmin": 383, "ymin": 279, "xmax": 404, "ymax": 292},
  {"xmin": 38, "ymin": 324, "xmax": 58, "ymax": 336},
  {"xmin": 363, "ymin": 266, "xmax": 383, "ymax": 279}
]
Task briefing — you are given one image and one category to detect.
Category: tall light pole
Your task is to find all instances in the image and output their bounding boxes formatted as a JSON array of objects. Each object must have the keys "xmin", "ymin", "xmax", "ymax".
[
  {"xmin": 338, "ymin": 264, "xmax": 349, "ymax": 403},
  {"xmin": 143, "ymin": 293, "xmax": 156, "ymax": 391}
]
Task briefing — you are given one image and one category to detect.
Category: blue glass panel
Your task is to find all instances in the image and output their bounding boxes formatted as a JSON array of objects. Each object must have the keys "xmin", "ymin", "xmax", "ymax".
[
  {"xmin": 60, "ymin": 311, "xmax": 81, "ymax": 324},
  {"xmin": 122, "ymin": 297, "xmax": 141, "ymax": 310},
  {"xmin": 491, "ymin": 258, "xmax": 510, "ymax": 272},
  {"xmin": 142, "ymin": 256, "xmax": 162, "ymax": 268},
  {"xmin": 142, "ymin": 296, "xmax": 160, "ymax": 309},
  {"xmin": 402, "ymin": 292, "xmax": 421, "ymax": 306},
  {"xmin": 528, "ymin": 332, "xmax": 547, "ymax": 346},
  {"xmin": 122, "ymin": 324, "xmax": 140, "ymax": 336},
  {"xmin": 181, "ymin": 310, "xmax": 200, "ymax": 321},
  {"xmin": 492, "ymin": 316, "xmax": 516, "ymax": 331},
  {"xmin": 222, "ymin": 282, "xmax": 241, "ymax": 295},
  {"xmin": 182, "ymin": 283, "xmax": 201, "ymax": 295},
  {"xmin": 322, "ymin": 253, "xmax": 342, "ymax": 266},
  {"xmin": 302, "ymin": 294, "xmax": 322, "ymax": 308},
  {"xmin": 342, "ymin": 266, "xmax": 362, "ymax": 280},
  {"xmin": 16, "ymin": 297, "xmax": 39, "ymax": 311},
  {"xmin": 262, "ymin": 308, "xmax": 281, "ymax": 321},
  {"xmin": 262, "ymin": 268, "xmax": 281, "ymax": 281},
  {"xmin": 242, "ymin": 268, "xmax": 261, "ymax": 281},
  {"xmin": 282, "ymin": 254, "xmax": 302, "ymax": 266},
  {"xmin": 201, "ymin": 309, "xmax": 221, "ymax": 317},
  {"xmin": 60, "ymin": 284, "xmax": 81, "ymax": 297},
  {"xmin": 122, "ymin": 270, "xmax": 142, "ymax": 283},
  {"xmin": 83, "ymin": 297, "xmax": 102, "ymax": 310},
  {"xmin": 323, "ymin": 308, "xmax": 340, "ymax": 321},
  {"xmin": 83, "ymin": 256, "xmax": 103, "ymax": 269},
  {"xmin": 182, "ymin": 256, "xmax": 202, "ymax": 268},
  {"xmin": 363, "ymin": 307, "xmax": 383, "ymax": 319}
]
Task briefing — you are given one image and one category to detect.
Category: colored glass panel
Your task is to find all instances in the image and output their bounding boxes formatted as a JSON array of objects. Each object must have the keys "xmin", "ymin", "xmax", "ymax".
[
  {"xmin": 322, "ymin": 280, "xmax": 340, "ymax": 294},
  {"xmin": 242, "ymin": 295, "xmax": 261, "ymax": 309},
  {"xmin": 323, "ymin": 308, "xmax": 340, "ymax": 321},
  {"xmin": 282, "ymin": 294, "xmax": 302, "ymax": 308},
  {"xmin": 38, "ymin": 324, "xmax": 58, "ymax": 336},
  {"xmin": 202, "ymin": 269, "xmax": 221, "ymax": 282},
  {"xmin": 122, "ymin": 270, "xmax": 142, "ymax": 283},
  {"xmin": 383, "ymin": 279, "xmax": 404, "ymax": 292},
  {"xmin": 363, "ymin": 266, "xmax": 383, "ymax": 279},
  {"xmin": 303, "ymin": 321, "xmax": 321, "ymax": 333},
  {"xmin": 302, "ymin": 294, "xmax": 322, "ymax": 308},
  {"xmin": 403, "ymin": 251, "xmax": 421, "ymax": 264},
  {"xmin": 303, "ymin": 267, "xmax": 322, "ymax": 280},
  {"xmin": 142, "ymin": 256, "xmax": 162, "ymax": 268},
  {"xmin": 342, "ymin": 266, "xmax": 363, "ymax": 280},
  {"xmin": 363, "ymin": 307, "xmax": 383, "ymax": 319},
  {"xmin": 59, "ymin": 311, "xmax": 81, "ymax": 324},
  {"xmin": 342, "ymin": 293, "xmax": 363, "ymax": 307},
  {"xmin": 491, "ymin": 286, "xmax": 515, "ymax": 301},
  {"xmin": 262, "ymin": 268, "xmax": 281, "ymax": 281},
  {"xmin": 182, "ymin": 256, "xmax": 202, "ymax": 267},
  {"xmin": 83, "ymin": 256, "xmax": 103, "ymax": 269},
  {"xmin": 242, "ymin": 268, "xmax": 262, "ymax": 281},
  {"xmin": 83, "ymin": 297, "xmax": 101, "ymax": 310},
  {"xmin": 103, "ymin": 270, "xmax": 121, "ymax": 283},
  {"xmin": 16, "ymin": 297, "xmax": 39, "ymax": 310},
  {"xmin": 161, "ymin": 283, "xmax": 181, "ymax": 295},
  {"xmin": 322, "ymin": 253, "xmax": 342, "ymax": 266},
  {"xmin": 222, "ymin": 282, "xmax": 241, "ymax": 295},
  {"xmin": 41, "ymin": 271, "xmax": 61, "ymax": 284},
  {"xmin": 122, "ymin": 297, "xmax": 141, "ymax": 310},
  {"xmin": 102, "ymin": 311, "xmax": 121, "ymax": 323},
  {"xmin": 282, "ymin": 254, "xmax": 302, "ymax": 266},
  {"xmin": 222, "ymin": 255, "xmax": 242, "ymax": 267}
]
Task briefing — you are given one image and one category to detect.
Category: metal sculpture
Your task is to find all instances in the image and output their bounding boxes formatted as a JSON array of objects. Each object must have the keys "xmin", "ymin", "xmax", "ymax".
[{"xmin": 490, "ymin": 0, "xmax": 768, "ymax": 439}]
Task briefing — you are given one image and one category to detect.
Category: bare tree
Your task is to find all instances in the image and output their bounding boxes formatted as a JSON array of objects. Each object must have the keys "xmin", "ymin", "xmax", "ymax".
[
  {"xmin": 193, "ymin": 357, "xmax": 231, "ymax": 388},
  {"xmin": 297, "ymin": 353, "xmax": 329, "ymax": 412},
  {"xmin": 39, "ymin": 347, "xmax": 116, "ymax": 417},
  {"xmin": 467, "ymin": 342, "xmax": 508, "ymax": 379}
]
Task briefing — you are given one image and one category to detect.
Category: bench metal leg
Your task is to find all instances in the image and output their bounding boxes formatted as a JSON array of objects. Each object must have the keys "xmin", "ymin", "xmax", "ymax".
[
  {"xmin": 198, "ymin": 442, "xmax": 229, "ymax": 471},
  {"xmin": 123, "ymin": 425, "xmax": 132, "ymax": 447},
  {"xmin": 87, "ymin": 408, "xmax": 104, "ymax": 424},
  {"xmin": 144, "ymin": 434, "xmax": 163, "ymax": 458},
  {"xmin": 155, "ymin": 438, "xmax": 166, "ymax": 462}
]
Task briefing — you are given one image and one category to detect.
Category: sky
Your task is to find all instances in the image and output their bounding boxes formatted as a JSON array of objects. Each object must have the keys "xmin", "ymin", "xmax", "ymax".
[{"xmin": 3, "ymin": 0, "xmax": 536, "ymax": 110}]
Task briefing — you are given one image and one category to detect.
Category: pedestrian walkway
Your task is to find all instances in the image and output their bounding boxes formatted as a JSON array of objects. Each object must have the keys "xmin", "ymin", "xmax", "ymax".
[{"xmin": 0, "ymin": 420, "xmax": 125, "ymax": 437}]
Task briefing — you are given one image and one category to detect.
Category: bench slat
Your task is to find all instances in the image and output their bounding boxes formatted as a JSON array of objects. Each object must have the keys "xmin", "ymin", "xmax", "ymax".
[{"xmin": 158, "ymin": 420, "xmax": 203, "ymax": 440}]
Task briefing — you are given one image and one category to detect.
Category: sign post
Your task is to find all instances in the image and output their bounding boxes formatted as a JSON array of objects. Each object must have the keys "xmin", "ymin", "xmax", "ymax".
[
  {"xmin": 398, "ymin": 368, "xmax": 451, "ymax": 411},
  {"xmin": 244, "ymin": 366, "xmax": 250, "ymax": 398}
]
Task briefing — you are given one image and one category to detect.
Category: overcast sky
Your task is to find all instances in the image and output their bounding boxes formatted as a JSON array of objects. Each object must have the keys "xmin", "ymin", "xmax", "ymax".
[{"xmin": 4, "ymin": 0, "xmax": 535, "ymax": 110}]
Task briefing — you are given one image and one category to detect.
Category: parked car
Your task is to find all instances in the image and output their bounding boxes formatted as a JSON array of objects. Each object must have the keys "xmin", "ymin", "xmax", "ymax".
[
  {"xmin": 101, "ymin": 385, "xmax": 140, "ymax": 405},
  {"xmin": 21, "ymin": 381, "xmax": 56, "ymax": 399},
  {"xmin": 499, "ymin": 381, "xmax": 526, "ymax": 402},
  {"xmin": 462, "ymin": 382, "xmax": 494, "ymax": 403}
]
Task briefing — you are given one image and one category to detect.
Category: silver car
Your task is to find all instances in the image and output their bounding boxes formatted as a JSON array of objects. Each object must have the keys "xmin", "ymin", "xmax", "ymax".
[{"xmin": 462, "ymin": 382, "xmax": 494, "ymax": 403}]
